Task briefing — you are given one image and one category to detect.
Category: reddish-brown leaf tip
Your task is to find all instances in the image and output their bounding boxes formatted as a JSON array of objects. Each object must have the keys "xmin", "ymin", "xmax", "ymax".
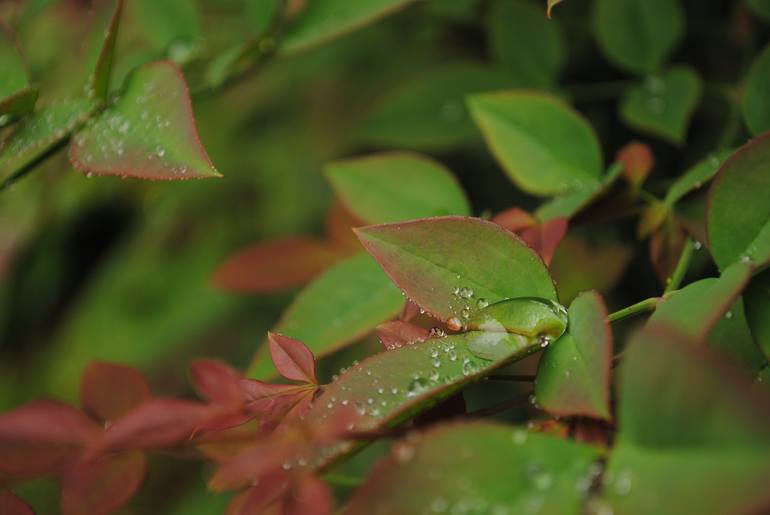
[
  {"xmin": 267, "ymin": 333, "xmax": 318, "ymax": 384},
  {"xmin": 80, "ymin": 361, "xmax": 151, "ymax": 424}
]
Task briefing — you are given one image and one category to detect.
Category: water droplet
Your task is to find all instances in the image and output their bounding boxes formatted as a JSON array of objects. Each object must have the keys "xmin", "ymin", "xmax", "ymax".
[
  {"xmin": 725, "ymin": 311, "xmax": 733, "ymax": 319},
  {"xmin": 430, "ymin": 327, "xmax": 447, "ymax": 337},
  {"xmin": 459, "ymin": 287, "xmax": 474, "ymax": 299},
  {"xmin": 431, "ymin": 497, "xmax": 449, "ymax": 513},
  {"xmin": 693, "ymin": 240, "xmax": 702, "ymax": 250},
  {"xmin": 476, "ymin": 298, "xmax": 489, "ymax": 309},
  {"xmin": 512, "ymin": 429, "xmax": 527, "ymax": 445},
  {"xmin": 462, "ymin": 357, "xmax": 474, "ymax": 376},
  {"xmin": 612, "ymin": 469, "xmax": 633, "ymax": 496},
  {"xmin": 447, "ymin": 317, "xmax": 464, "ymax": 331},
  {"xmin": 393, "ymin": 442, "xmax": 416, "ymax": 463},
  {"xmin": 527, "ymin": 463, "xmax": 553, "ymax": 491},
  {"xmin": 407, "ymin": 377, "xmax": 431, "ymax": 397},
  {"xmin": 432, "ymin": 358, "xmax": 441, "ymax": 368}
]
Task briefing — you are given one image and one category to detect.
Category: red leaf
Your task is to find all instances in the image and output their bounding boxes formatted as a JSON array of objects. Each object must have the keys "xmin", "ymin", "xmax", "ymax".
[
  {"xmin": 190, "ymin": 360, "xmax": 242, "ymax": 406},
  {"xmin": 80, "ymin": 362, "xmax": 150, "ymax": 423},
  {"xmin": 492, "ymin": 207, "xmax": 537, "ymax": 233},
  {"xmin": 94, "ymin": 399, "xmax": 213, "ymax": 453},
  {"xmin": 0, "ymin": 491, "xmax": 34, "ymax": 515},
  {"xmin": 60, "ymin": 451, "xmax": 146, "ymax": 515},
  {"xmin": 213, "ymin": 237, "xmax": 341, "ymax": 293},
  {"xmin": 208, "ymin": 433, "xmax": 299, "ymax": 491},
  {"xmin": 376, "ymin": 321, "xmax": 430, "ymax": 350},
  {"xmin": 284, "ymin": 475, "xmax": 333, "ymax": 515},
  {"xmin": 399, "ymin": 299, "xmax": 422, "ymax": 322},
  {"xmin": 537, "ymin": 217, "xmax": 569, "ymax": 265},
  {"xmin": 617, "ymin": 141, "xmax": 654, "ymax": 188},
  {"xmin": 226, "ymin": 471, "xmax": 289, "ymax": 515},
  {"xmin": 267, "ymin": 333, "xmax": 318, "ymax": 384},
  {"xmin": 0, "ymin": 401, "xmax": 100, "ymax": 477}
]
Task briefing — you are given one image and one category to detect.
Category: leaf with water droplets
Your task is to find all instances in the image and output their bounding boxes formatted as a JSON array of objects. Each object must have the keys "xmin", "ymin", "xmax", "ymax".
[
  {"xmin": 346, "ymin": 422, "xmax": 600, "ymax": 515},
  {"xmin": 535, "ymin": 291, "xmax": 612, "ymax": 420},
  {"xmin": 87, "ymin": 0, "xmax": 124, "ymax": 100},
  {"xmin": 466, "ymin": 297, "xmax": 568, "ymax": 340},
  {"xmin": 248, "ymin": 252, "xmax": 403, "ymax": 378},
  {"xmin": 278, "ymin": 0, "xmax": 418, "ymax": 55},
  {"xmin": 325, "ymin": 152, "xmax": 470, "ymax": 224},
  {"xmin": 593, "ymin": 0, "xmax": 684, "ymax": 75},
  {"xmin": 356, "ymin": 216, "xmax": 557, "ymax": 323},
  {"xmin": 303, "ymin": 331, "xmax": 546, "ymax": 468},
  {"xmin": 376, "ymin": 320, "xmax": 430, "ymax": 351},
  {"xmin": 0, "ymin": 25, "xmax": 36, "ymax": 117},
  {"xmin": 356, "ymin": 64, "xmax": 521, "ymax": 150},
  {"xmin": 619, "ymin": 66, "xmax": 702, "ymax": 145},
  {"xmin": 648, "ymin": 261, "xmax": 753, "ymax": 342},
  {"xmin": 70, "ymin": 60, "xmax": 220, "ymax": 180},
  {"xmin": 604, "ymin": 327, "xmax": 770, "ymax": 515},
  {"xmin": 468, "ymin": 91, "xmax": 603, "ymax": 197},
  {"xmin": 0, "ymin": 99, "xmax": 96, "ymax": 184}
]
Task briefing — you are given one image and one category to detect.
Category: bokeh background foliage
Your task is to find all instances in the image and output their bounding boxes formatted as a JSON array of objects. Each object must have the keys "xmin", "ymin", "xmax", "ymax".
[{"xmin": 1, "ymin": 0, "xmax": 770, "ymax": 512}]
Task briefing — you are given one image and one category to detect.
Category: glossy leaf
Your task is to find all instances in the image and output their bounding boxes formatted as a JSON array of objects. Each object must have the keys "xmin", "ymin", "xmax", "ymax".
[
  {"xmin": 745, "ymin": 270, "xmax": 770, "ymax": 359},
  {"xmin": 604, "ymin": 328, "xmax": 770, "ymax": 515},
  {"xmin": 60, "ymin": 452, "xmax": 146, "ymax": 515},
  {"xmin": 346, "ymin": 422, "xmax": 600, "ymax": 515},
  {"xmin": 87, "ymin": 0, "xmax": 124, "ymax": 100},
  {"xmin": 620, "ymin": 67, "xmax": 702, "ymax": 144},
  {"xmin": 488, "ymin": 0, "xmax": 566, "ymax": 86},
  {"xmin": 71, "ymin": 61, "xmax": 220, "ymax": 180},
  {"xmin": 279, "ymin": 0, "xmax": 417, "ymax": 54},
  {"xmin": 0, "ymin": 491, "xmax": 34, "ymax": 515},
  {"xmin": 304, "ymin": 331, "xmax": 547, "ymax": 467},
  {"xmin": 648, "ymin": 262, "xmax": 752, "ymax": 342},
  {"xmin": 268, "ymin": 333, "xmax": 318, "ymax": 384},
  {"xmin": 0, "ymin": 99, "xmax": 96, "ymax": 183},
  {"xmin": 466, "ymin": 297, "xmax": 568, "ymax": 340},
  {"xmin": 469, "ymin": 92, "xmax": 603, "ymax": 196},
  {"xmin": 743, "ymin": 45, "xmax": 770, "ymax": 136},
  {"xmin": 707, "ymin": 133, "xmax": 770, "ymax": 269},
  {"xmin": 535, "ymin": 291, "xmax": 612, "ymax": 419},
  {"xmin": 0, "ymin": 25, "xmax": 36, "ymax": 117},
  {"xmin": 708, "ymin": 297, "xmax": 768, "ymax": 370},
  {"xmin": 325, "ymin": 152, "xmax": 470, "ymax": 224},
  {"xmin": 248, "ymin": 252, "xmax": 403, "ymax": 378},
  {"xmin": 376, "ymin": 320, "xmax": 430, "ymax": 350},
  {"xmin": 356, "ymin": 217, "xmax": 557, "ymax": 322},
  {"xmin": 356, "ymin": 65, "xmax": 519, "ymax": 150},
  {"xmin": 212, "ymin": 237, "xmax": 343, "ymax": 293},
  {"xmin": 80, "ymin": 362, "xmax": 150, "ymax": 423},
  {"xmin": 534, "ymin": 162, "xmax": 624, "ymax": 221},
  {"xmin": 0, "ymin": 400, "xmax": 100, "ymax": 477},
  {"xmin": 593, "ymin": 0, "xmax": 684, "ymax": 74}
]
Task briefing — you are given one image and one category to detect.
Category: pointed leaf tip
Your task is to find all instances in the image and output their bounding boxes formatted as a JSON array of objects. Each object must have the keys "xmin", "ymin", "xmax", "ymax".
[
  {"xmin": 71, "ymin": 60, "xmax": 221, "ymax": 180},
  {"xmin": 267, "ymin": 332, "xmax": 318, "ymax": 384}
]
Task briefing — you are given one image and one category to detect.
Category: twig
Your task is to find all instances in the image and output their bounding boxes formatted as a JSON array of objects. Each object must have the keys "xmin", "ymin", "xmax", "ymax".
[
  {"xmin": 665, "ymin": 237, "xmax": 694, "ymax": 294},
  {"xmin": 608, "ymin": 297, "xmax": 660, "ymax": 323}
]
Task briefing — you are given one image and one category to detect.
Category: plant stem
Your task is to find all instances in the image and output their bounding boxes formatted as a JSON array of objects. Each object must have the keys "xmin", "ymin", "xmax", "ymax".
[
  {"xmin": 608, "ymin": 297, "xmax": 660, "ymax": 323},
  {"xmin": 665, "ymin": 237, "xmax": 694, "ymax": 294}
]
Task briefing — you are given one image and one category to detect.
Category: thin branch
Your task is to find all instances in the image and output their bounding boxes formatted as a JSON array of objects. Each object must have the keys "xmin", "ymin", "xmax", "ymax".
[
  {"xmin": 608, "ymin": 297, "xmax": 660, "ymax": 323},
  {"xmin": 665, "ymin": 237, "xmax": 694, "ymax": 294}
]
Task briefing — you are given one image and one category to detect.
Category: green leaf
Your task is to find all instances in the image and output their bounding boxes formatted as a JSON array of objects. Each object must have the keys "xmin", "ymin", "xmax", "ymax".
[
  {"xmin": 747, "ymin": 0, "xmax": 770, "ymax": 23},
  {"xmin": 88, "ymin": 0, "xmax": 124, "ymax": 101},
  {"xmin": 246, "ymin": 0, "xmax": 282, "ymax": 35},
  {"xmin": 709, "ymin": 297, "xmax": 768, "ymax": 370},
  {"xmin": 71, "ymin": 61, "xmax": 220, "ymax": 180},
  {"xmin": 355, "ymin": 216, "xmax": 557, "ymax": 322},
  {"xmin": 247, "ymin": 252, "xmax": 403, "ymax": 378},
  {"xmin": 325, "ymin": 152, "xmax": 470, "ymax": 224},
  {"xmin": 663, "ymin": 151, "xmax": 730, "ymax": 207},
  {"xmin": 0, "ymin": 25, "xmax": 36, "ymax": 117},
  {"xmin": 466, "ymin": 297, "xmax": 568, "ymax": 341},
  {"xmin": 278, "ymin": 0, "xmax": 417, "ymax": 55},
  {"xmin": 604, "ymin": 327, "xmax": 770, "ymax": 515},
  {"xmin": 356, "ymin": 64, "xmax": 520, "ymax": 150},
  {"xmin": 619, "ymin": 67, "xmax": 702, "ymax": 144},
  {"xmin": 648, "ymin": 261, "xmax": 753, "ymax": 341},
  {"xmin": 742, "ymin": 44, "xmax": 770, "ymax": 136},
  {"xmin": 745, "ymin": 270, "xmax": 770, "ymax": 360},
  {"xmin": 535, "ymin": 291, "xmax": 612, "ymax": 419},
  {"xmin": 346, "ymin": 422, "xmax": 600, "ymax": 515},
  {"xmin": 487, "ymin": 0, "xmax": 566, "ymax": 87},
  {"xmin": 534, "ymin": 161, "xmax": 624, "ymax": 221},
  {"xmin": 468, "ymin": 91, "xmax": 603, "ymax": 196},
  {"xmin": 306, "ymin": 331, "xmax": 551, "ymax": 464},
  {"xmin": 707, "ymin": 134, "xmax": 770, "ymax": 269},
  {"xmin": 593, "ymin": 0, "xmax": 684, "ymax": 75},
  {"xmin": 0, "ymin": 99, "xmax": 96, "ymax": 184}
]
